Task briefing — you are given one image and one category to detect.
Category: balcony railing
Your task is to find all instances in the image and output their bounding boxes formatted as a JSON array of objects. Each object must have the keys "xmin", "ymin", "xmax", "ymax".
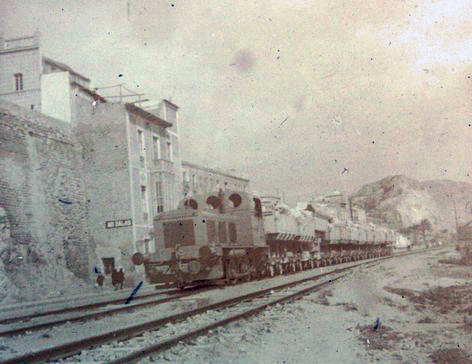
[{"xmin": 152, "ymin": 158, "xmax": 175, "ymax": 175}]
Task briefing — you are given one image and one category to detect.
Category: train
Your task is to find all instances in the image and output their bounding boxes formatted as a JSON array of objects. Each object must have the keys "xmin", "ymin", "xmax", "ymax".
[
  {"xmin": 132, "ymin": 191, "xmax": 395, "ymax": 288},
  {"xmin": 456, "ymin": 221, "xmax": 472, "ymax": 256}
]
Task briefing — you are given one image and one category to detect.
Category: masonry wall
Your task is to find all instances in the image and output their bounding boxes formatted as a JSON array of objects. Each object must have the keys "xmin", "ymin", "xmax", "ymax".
[
  {"xmin": 74, "ymin": 98, "xmax": 135, "ymax": 277},
  {"xmin": 0, "ymin": 99, "xmax": 89, "ymax": 301}
]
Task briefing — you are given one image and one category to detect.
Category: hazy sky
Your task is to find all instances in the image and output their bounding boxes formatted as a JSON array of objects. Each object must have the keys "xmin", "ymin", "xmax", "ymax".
[{"xmin": 1, "ymin": 0, "xmax": 471, "ymax": 202}]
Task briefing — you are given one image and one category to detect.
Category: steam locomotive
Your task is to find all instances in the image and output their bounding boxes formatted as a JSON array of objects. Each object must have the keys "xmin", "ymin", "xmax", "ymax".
[{"xmin": 134, "ymin": 191, "xmax": 394, "ymax": 288}]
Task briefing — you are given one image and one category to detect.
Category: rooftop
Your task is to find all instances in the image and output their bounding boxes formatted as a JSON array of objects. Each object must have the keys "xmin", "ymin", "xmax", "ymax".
[
  {"xmin": 182, "ymin": 161, "xmax": 250, "ymax": 182},
  {"xmin": 125, "ymin": 103, "xmax": 172, "ymax": 128},
  {"xmin": 71, "ymin": 82, "xmax": 107, "ymax": 103},
  {"xmin": 42, "ymin": 57, "xmax": 90, "ymax": 83}
]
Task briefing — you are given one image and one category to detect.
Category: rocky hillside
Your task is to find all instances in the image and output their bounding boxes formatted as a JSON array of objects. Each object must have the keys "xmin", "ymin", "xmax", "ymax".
[{"xmin": 351, "ymin": 175, "xmax": 472, "ymax": 237}]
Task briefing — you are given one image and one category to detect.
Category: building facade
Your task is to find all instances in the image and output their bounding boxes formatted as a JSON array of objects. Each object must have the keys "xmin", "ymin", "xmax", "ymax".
[
  {"xmin": 1, "ymin": 32, "xmax": 252, "ymax": 288},
  {"xmin": 75, "ymin": 98, "xmax": 182, "ymax": 277},
  {"xmin": 181, "ymin": 161, "xmax": 249, "ymax": 197},
  {"xmin": 0, "ymin": 32, "xmax": 100, "ymax": 122},
  {"xmin": 0, "ymin": 33, "xmax": 41, "ymax": 111},
  {"xmin": 1, "ymin": 33, "xmax": 183, "ymax": 284}
]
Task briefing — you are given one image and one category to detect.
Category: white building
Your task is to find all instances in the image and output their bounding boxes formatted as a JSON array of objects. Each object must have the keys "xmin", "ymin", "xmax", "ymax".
[
  {"xmin": 181, "ymin": 161, "xmax": 249, "ymax": 197},
  {"xmin": 0, "ymin": 32, "xmax": 102, "ymax": 122}
]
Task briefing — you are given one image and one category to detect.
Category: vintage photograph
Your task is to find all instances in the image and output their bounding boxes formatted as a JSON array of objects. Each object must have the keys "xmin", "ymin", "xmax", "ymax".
[{"xmin": 0, "ymin": 0, "xmax": 471, "ymax": 362}]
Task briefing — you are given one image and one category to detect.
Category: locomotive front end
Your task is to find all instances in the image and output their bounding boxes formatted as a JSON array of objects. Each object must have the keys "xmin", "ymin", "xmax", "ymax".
[
  {"xmin": 136, "ymin": 191, "xmax": 268, "ymax": 288},
  {"xmin": 144, "ymin": 207, "xmax": 225, "ymax": 287}
]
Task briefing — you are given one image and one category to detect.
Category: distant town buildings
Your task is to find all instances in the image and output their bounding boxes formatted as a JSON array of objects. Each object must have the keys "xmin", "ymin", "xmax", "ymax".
[
  {"xmin": 181, "ymin": 161, "xmax": 249, "ymax": 197},
  {"xmin": 0, "ymin": 32, "xmax": 249, "ymax": 284}
]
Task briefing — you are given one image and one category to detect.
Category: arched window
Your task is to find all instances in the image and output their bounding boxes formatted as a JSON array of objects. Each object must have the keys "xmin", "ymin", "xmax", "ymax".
[
  {"xmin": 228, "ymin": 193, "xmax": 242, "ymax": 208},
  {"xmin": 206, "ymin": 195, "xmax": 222, "ymax": 209},
  {"xmin": 184, "ymin": 199, "xmax": 198, "ymax": 210}
]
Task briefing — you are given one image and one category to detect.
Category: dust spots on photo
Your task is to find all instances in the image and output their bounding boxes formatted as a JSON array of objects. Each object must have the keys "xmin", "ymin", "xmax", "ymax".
[{"xmin": 230, "ymin": 49, "xmax": 256, "ymax": 72}]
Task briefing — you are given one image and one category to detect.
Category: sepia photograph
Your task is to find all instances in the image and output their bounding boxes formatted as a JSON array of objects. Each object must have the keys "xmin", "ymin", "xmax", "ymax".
[{"xmin": 0, "ymin": 0, "xmax": 472, "ymax": 362}]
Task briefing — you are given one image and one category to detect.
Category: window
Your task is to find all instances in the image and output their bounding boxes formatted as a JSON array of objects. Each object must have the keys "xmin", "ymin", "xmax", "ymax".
[
  {"xmin": 229, "ymin": 222, "xmax": 237, "ymax": 243},
  {"xmin": 155, "ymin": 182, "xmax": 164, "ymax": 213},
  {"xmin": 207, "ymin": 220, "xmax": 216, "ymax": 243},
  {"xmin": 218, "ymin": 222, "xmax": 227, "ymax": 243},
  {"xmin": 254, "ymin": 198, "xmax": 262, "ymax": 218},
  {"xmin": 166, "ymin": 140, "xmax": 172, "ymax": 161},
  {"xmin": 14, "ymin": 73, "xmax": 23, "ymax": 91},
  {"xmin": 152, "ymin": 135, "xmax": 160, "ymax": 160},
  {"xmin": 229, "ymin": 193, "xmax": 242, "ymax": 208},
  {"xmin": 184, "ymin": 199, "xmax": 198, "ymax": 209},
  {"xmin": 141, "ymin": 187, "xmax": 148, "ymax": 221},
  {"xmin": 137, "ymin": 129, "xmax": 145, "ymax": 155}
]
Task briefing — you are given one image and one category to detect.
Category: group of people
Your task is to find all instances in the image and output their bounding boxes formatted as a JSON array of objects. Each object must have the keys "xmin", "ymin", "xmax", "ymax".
[{"xmin": 95, "ymin": 268, "xmax": 125, "ymax": 290}]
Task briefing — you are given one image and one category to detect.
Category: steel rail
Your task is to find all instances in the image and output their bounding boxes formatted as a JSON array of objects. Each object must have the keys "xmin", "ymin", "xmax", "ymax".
[
  {"xmin": 0, "ymin": 247, "xmax": 428, "ymax": 328},
  {"xmin": 0, "ymin": 286, "xmax": 217, "ymax": 338},
  {"xmin": 0, "ymin": 247, "xmax": 442, "ymax": 363},
  {"xmin": 106, "ymin": 276, "xmax": 346, "ymax": 364},
  {"xmin": 0, "ymin": 254, "xmax": 396, "ymax": 364},
  {"xmin": 0, "ymin": 289, "xmax": 178, "ymax": 325},
  {"xmin": 106, "ymin": 248, "xmax": 443, "ymax": 363}
]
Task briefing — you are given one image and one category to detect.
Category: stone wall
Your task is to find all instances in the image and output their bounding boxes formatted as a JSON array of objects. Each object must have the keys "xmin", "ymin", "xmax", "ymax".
[{"xmin": 0, "ymin": 99, "xmax": 89, "ymax": 302}]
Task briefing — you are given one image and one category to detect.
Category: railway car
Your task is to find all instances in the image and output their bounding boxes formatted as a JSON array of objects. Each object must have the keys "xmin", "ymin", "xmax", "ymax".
[
  {"xmin": 262, "ymin": 200, "xmax": 330, "ymax": 274},
  {"xmin": 134, "ymin": 191, "xmax": 395, "ymax": 288},
  {"xmin": 395, "ymin": 234, "xmax": 411, "ymax": 250},
  {"xmin": 457, "ymin": 221, "xmax": 472, "ymax": 255}
]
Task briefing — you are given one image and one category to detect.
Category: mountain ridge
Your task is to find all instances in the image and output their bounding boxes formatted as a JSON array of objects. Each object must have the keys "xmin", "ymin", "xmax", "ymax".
[{"xmin": 351, "ymin": 175, "xmax": 472, "ymax": 236}]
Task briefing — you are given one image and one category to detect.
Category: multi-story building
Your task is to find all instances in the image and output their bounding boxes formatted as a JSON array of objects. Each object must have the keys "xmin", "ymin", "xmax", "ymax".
[
  {"xmin": 0, "ymin": 33, "xmax": 41, "ymax": 111},
  {"xmin": 0, "ymin": 32, "xmax": 100, "ymax": 122},
  {"xmin": 75, "ymin": 98, "xmax": 182, "ymax": 276},
  {"xmin": 181, "ymin": 161, "xmax": 249, "ymax": 197},
  {"xmin": 0, "ymin": 32, "xmax": 182, "ymax": 282}
]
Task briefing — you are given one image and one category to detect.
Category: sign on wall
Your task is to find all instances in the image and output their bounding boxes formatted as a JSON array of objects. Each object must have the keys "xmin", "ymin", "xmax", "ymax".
[{"xmin": 105, "ymin": 219, "xmax": 133, "ymax": 229}]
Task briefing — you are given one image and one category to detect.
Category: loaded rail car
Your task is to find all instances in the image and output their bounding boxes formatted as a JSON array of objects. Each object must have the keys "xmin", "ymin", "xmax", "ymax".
[
  {"xmin": 457, "ymin": 221, "xmax": 472, "ymax": 255},
  {"xmin": 133, "ymin": 191, "xmax": 395, "ymax": 289}
]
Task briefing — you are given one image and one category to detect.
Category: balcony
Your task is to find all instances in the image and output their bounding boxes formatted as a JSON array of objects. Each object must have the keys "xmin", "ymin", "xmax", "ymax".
[{"xmin": 152, "ymin": 159, "xmax": 175, "ymax": 175}]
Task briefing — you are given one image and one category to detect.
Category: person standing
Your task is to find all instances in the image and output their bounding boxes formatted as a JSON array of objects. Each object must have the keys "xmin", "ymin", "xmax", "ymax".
[{"xmin": 118, "ymin": 268, "xmax": 125, "ymax": 289}]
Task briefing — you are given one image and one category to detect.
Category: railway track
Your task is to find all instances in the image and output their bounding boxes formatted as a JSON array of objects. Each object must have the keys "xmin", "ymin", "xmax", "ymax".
[
  {"xmin": 0, "ymin": 247, "xmax": 437, "ymax": 364},
  {"xmin": 0, "ymin": 285, "xmax": 219, "ymax": 338},
  {"xmin": 0, "ymin": 287, "xmax": 180, "ymax": 325}
]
